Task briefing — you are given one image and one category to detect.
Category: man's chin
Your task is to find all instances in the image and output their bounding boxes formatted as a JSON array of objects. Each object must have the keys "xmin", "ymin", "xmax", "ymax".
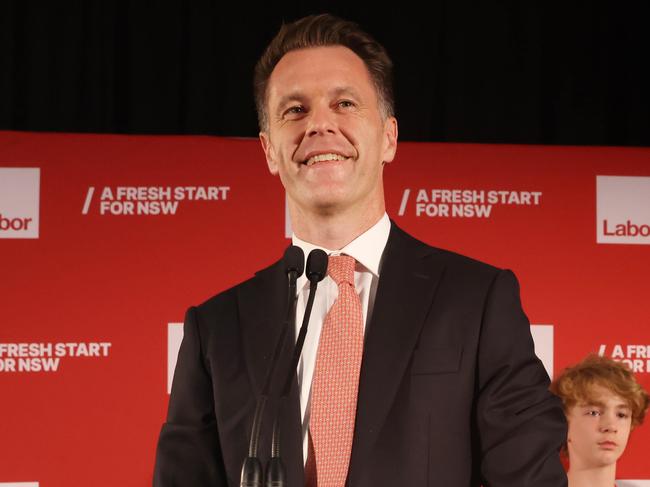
[{"xmin": 292, "ymin": 193, "xmax": 351, "ymax": 216}]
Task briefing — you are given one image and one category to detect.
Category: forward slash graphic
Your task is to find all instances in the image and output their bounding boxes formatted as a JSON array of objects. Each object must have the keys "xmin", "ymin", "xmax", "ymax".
[
  {"xmin": 82, "ymin": 187, "xmax": 95, "ymax": 215},
  {"xmin": 398, "ymin": 189, "xmax": 410, "ymax": 216}
]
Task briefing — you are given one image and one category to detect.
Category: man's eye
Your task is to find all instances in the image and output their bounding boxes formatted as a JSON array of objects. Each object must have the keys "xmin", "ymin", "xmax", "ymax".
[
  {"xmin": 338, "ymin": 100, "xmax": 355, "ymax": 108},
  {"xmin": 587, "ymin": 409, "xmax": 601, "ymax": 416},
  {"xmin": 618, "ymin": 412, "xmax": 630, "ymax": 419},
  {"xmin": 286, "ymin": 106, "xmax": 305, "ymax": 115}
]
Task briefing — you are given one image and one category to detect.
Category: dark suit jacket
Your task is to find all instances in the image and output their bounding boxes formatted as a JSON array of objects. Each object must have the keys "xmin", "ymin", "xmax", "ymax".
[{"xmin": 154, "ymin": 220, "xmax": 568, "ymax": 486}]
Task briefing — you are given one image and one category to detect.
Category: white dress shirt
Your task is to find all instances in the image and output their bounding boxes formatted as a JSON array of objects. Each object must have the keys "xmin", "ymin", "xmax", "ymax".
[{"xmin": 291, "ymin": 212, "xmax": 391, "ymax": 463}]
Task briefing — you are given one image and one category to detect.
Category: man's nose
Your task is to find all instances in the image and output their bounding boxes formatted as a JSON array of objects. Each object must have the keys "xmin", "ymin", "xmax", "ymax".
[{"xmin": 306, "ymin": 103, "xmax": 337, "ymax": 136}]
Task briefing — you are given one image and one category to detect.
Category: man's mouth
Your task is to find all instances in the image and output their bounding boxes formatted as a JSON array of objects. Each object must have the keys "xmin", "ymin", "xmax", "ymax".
[{"xmin": 302, "ymin": 153, "xmax": 350, "ymax": 166}]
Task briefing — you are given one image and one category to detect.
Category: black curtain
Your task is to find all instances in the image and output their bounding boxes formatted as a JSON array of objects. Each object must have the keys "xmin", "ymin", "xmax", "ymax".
[{"xmin": 2, "ymin": 1, "xmax": 648, "ymax": 146}]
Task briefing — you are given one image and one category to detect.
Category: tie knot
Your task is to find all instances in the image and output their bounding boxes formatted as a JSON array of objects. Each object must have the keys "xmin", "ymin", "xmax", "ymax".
[{"xmin": 327, "ymin": 255, "xmax": 356, "ymax": 286}]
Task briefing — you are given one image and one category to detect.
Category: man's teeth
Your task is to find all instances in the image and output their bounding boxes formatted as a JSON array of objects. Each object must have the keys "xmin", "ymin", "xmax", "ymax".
[{"xmin": 304, "ymin": 153, "xmax": 348, "ymax": 166}]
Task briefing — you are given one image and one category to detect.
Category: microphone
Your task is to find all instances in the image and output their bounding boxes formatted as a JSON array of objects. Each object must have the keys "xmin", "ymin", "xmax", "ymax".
[
  {"xmin": 241, "ymin": 245, "xmax": 305, "ymax": 487},
  {"xmin": 265, "ymin": 249, "xmax": 328, "ymax": 487}
]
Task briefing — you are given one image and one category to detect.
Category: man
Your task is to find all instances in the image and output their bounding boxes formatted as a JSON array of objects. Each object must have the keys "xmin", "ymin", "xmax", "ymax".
[{"xmin": 154, "ymin": 13, "xmax": 568, "ymax": 486}]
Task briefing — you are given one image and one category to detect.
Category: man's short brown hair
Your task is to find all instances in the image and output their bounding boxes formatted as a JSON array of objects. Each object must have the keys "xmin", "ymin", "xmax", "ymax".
[
  {"xmin": 550, "ymin": 353, "xmax": 649, "ymax": 428},
  {"xmin": 253, "ymin": 13, "xmax": 395, "ymax": 133}
]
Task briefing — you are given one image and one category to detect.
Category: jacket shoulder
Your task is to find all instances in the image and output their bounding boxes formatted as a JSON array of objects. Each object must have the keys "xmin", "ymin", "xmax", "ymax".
[
  {"xmin": 191, "ymin": 257, "xmax": 283, "ymax": 321},
  {"xmin": 391, "ymin": 221, "xmax": 503, "ymax": 280}
]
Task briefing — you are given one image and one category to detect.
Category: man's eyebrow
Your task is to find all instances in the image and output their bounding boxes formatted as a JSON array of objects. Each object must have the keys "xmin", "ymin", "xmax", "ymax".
[
  {"xmin": 275, "ymin": 92, "xmax": 306, "ymax": 115},
  {"xmin": 330, "ymin": 86, "xmax": 362, "ymax": 100},
  {"xmin": 275, "ymin": 86, "xmax": 363, "ymax": 114}
]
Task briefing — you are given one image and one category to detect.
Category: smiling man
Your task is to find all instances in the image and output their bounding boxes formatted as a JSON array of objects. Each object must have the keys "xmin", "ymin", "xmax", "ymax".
[
  {"xmin": 154, "ymin": 14, "xmax": 568, "ymax": 487},
  {"xmin": 258, "ymin": 44, "xmax": 396, "ymax": 250}
]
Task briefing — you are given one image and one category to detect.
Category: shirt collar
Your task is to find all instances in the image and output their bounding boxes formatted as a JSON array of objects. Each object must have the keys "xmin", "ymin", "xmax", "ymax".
[{"xmin": 291, "ymin": 212, "xmax": 391, "ymax": 291}]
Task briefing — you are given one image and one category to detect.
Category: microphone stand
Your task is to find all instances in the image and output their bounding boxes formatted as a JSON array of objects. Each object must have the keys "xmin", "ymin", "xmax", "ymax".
[
  {"xmin": 240, "ymin": 246, "xmax": 304, "ymax": 487},
  {"xmin": 265, "ymin": 249, "xmax": 328, "ymax": 487}
]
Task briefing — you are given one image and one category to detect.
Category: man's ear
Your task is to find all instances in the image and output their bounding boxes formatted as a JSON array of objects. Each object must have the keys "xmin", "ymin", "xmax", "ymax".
[
  {"xmin": 259, "ymin": 131, "xmax": 279, "ymax": 175},
  {"xmin": 381, "ymin": 116, "xmax": 398, "ymax": 165}
]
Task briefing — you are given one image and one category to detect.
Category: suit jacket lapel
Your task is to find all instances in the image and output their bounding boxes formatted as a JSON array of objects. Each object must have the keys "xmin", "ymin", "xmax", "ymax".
[
  {"xmin": 238, "ymin": 257, "xmax": 304, "ymax": 486},
  {"xmin": 347, "ymin": 221, "xmax": 446, "ymax": 485},
  {"xmin": 237, "ymin": 223, "xmax": 445, "ymax": 485}
]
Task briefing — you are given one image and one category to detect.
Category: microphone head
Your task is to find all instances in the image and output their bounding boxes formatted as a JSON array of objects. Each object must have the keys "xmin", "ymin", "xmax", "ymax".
[
  {"xmin": 283, "ymin": 245, "xmax": 304, "ymax": 278},
  {"xmin": 306, "ymin": 249, "xmax": 328, "ymax": 283}
]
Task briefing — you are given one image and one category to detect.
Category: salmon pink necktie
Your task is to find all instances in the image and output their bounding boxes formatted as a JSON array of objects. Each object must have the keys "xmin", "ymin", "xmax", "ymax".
[{"xmin": 305, "ymin": 254, "xmax": 364, "ymax": 487}]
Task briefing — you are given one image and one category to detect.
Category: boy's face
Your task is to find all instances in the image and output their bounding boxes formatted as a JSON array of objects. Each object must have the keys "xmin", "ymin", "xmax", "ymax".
[{"xmin": 566, "ymin": 384, "xmax": 632, "ymax": 469}]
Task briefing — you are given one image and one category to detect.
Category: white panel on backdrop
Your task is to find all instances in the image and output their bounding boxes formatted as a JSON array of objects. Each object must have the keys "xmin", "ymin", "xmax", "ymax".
[
  {"xmin": 531, "ymin": 325, "xmax": 554, "ymax": 379},
  {"xmin": 618, "ymin": 481, "xmax": 650, "ymax": 487},
  {"xmin": 597, "ymin": 175, "xmax": 650, "ymax": 245},
  {"xmin": 0, "ymin": 167, "xmax": 40, "ymax": 239},
  {"xmin": 167, "ymin": 323, "xmax": 184, "ymax": 394},
  {"xmin": 0, "ymin": 483, "xmax": 39, "ymax": 486},
  {"xmin": 285, "ymin": 195, "xmax": 292, "ymax": 239}
]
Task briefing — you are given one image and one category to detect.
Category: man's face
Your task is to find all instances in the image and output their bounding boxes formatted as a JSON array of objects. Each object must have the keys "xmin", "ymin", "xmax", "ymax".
[
  {"xmin": 566, "ymin": 385, "xmax": 632, "ymax": 469},
  {"xmin": 259, "ymin": 45, "xmax": 397, "ymax": 215}
]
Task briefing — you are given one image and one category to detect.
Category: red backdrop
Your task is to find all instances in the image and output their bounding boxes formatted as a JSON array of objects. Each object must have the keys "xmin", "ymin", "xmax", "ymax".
[{"xmin": 1, "ymin": 130, "xmax": 648, "ymax": 486}]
